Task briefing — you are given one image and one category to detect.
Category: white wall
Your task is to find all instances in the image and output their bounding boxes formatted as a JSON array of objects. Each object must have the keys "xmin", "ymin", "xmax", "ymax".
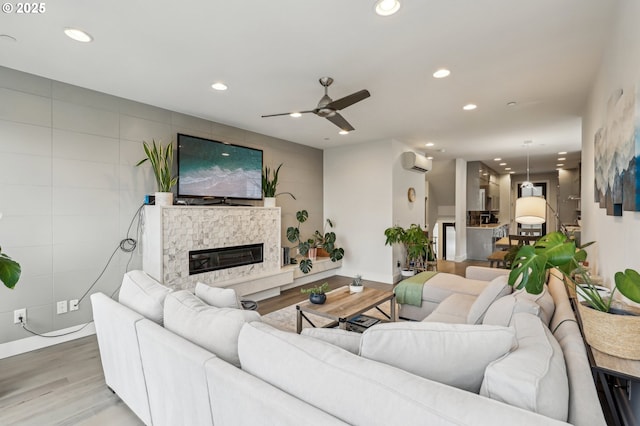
[
  {"xmin": 324, "ymin": 140, "xmax": 425, "ymax": 284},
  {"xmin": 0, "ymin": 66, "xmax": 323, "ymax": 348},
  {"xmin": 582, "ymin": 0, "xmax": 640, "ymax": 416}
]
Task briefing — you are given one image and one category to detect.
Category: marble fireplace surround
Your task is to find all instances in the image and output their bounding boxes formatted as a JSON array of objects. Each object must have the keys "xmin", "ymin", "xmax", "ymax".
[{"xmin": 142, "ymin": 205, "xmax": 283, "ymax": 292}]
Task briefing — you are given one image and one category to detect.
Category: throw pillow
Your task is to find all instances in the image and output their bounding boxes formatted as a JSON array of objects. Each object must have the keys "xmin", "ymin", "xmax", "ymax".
[
  {"xmin": 118, "ymin": 270, "xmax": 172, "ymax": 325},
  {"xmin": 466, "ymin": 275, "xmax": 512, "ymax": 324},
  {"xmin": 195, "ymin": 282, "xmax": 241, "ymax": 309},
  {"xmin": 514, "ymin": 285, "xmax": 555, "ymax": 326},
  {"xmin": 163, "ymin": 291, "xmax": 261, "ymax": 367},
  {"xmin": 482, "ymin": 295, "xmax": 540, "ymax": 327},
  {"xmin": 480, "ymin": 312, "xmax": 569, "ymax": 421},
  {"xmin": 359, "ymin": 322, "xmax": 517, "ymax": 393}
]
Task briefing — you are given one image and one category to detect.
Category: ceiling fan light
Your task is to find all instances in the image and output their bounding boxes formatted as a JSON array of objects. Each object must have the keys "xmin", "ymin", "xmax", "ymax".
[
  {"xmin": 375, "ymin": 0, "xmax": 401, "ymax": 16},
  {"xmin": 64, "ymin": 28, "xmax": 93, "ymax": 43}
]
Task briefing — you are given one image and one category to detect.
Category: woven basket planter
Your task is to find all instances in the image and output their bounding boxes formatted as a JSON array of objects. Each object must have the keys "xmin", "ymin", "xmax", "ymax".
[{"xmin": 577, "ymin": 301, "xmax": 640, "ymax": 360}]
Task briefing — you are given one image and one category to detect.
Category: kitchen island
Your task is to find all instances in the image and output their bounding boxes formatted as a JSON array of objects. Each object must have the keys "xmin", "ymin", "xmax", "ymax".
[{"xmin": 466, "ymin": 223, "xmax": 508, "ymax": 261}]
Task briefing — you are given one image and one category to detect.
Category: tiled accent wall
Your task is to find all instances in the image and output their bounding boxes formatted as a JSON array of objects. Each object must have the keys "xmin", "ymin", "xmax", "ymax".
[
  {"xmin": 0, "ymin": 66, "xmax": 323, "ymax": 346},
  {"xmin": 160, "ymin": 206, "xmax": 280, "ymax": 290}
]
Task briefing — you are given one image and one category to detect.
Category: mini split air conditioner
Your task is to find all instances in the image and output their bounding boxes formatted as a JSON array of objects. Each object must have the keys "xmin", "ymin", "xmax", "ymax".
[{"xmin": 401, "ymin": 152, "xmax": 432, "ymax": 173}]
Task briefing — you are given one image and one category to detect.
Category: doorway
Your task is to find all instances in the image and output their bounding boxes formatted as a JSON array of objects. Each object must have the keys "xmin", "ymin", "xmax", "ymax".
[
  {"xmin": 442, "ymin": 222, "xmax": 455, "ymax": 260},
  {"xmin": 517, "ymin": 182, "xmax": 547, "ymax": 235}
]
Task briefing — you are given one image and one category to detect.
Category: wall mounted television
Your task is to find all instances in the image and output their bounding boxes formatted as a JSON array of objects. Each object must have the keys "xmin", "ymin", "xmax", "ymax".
[{"xmin": 177, "ymin": 133, "xmax": 263, "ymax": 201}]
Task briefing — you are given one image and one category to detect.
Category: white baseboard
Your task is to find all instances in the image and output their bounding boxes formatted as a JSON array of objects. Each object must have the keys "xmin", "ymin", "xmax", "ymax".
[{"xmin": 0, "ymin": 322, "xmax": 96, "ymax": 360}]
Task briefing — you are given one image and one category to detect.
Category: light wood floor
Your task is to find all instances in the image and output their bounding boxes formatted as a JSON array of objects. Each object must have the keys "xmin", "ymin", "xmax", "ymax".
[{"xmin": 0, "ymin": 259, "xmax": 485, "ymax": 425}]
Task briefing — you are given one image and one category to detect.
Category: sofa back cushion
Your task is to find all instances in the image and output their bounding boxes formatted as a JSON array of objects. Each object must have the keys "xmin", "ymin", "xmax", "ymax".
[
  {"xmin": 118, "ymin": 270, "xmax": 172, "ymax": 325},
  {"xmin": 164, "ymin": 291, "xmax": 260, "ymax": 367},
  {"xmin": 360, "ymin": 322, "xmax": 516, "ymax": 393},
  {"xmin": 195, "ymin": 282, "xmax": 241, "ymax": 309},
  {"xmin": 466, "ymin": 275, "xmax": 512, "ymax": 324},
  {"xmin": 480, "ymin": 312, "xmax": 569, "ymax": 421},
  {"xmin": 513, "ymin": 285, "xmax": 555, "ymax": 326},
  {"xmin": 482, "ymin": 295, "xmax": 540, "ymax": 327}
]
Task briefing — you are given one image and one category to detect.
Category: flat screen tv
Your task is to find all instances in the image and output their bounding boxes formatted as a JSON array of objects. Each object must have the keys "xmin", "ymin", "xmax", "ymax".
[{"xmin": 177, "ymin": 133, "xmax": 263, "ymax": 200}]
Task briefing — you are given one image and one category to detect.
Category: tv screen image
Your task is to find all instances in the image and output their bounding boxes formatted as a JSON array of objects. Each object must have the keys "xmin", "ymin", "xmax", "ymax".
[{"xmin": 177, "ymin": 134, "xmax": 263, "ymax": 200}]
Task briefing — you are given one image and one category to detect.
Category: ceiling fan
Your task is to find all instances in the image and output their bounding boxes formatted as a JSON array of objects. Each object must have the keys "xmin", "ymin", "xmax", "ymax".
[{"xmin": 261, "ymin": 77, "xmax": 370, "ymax": 132}]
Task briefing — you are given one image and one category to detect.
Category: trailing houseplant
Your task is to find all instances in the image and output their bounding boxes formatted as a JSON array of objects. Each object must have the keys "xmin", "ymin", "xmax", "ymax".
[
  {"xmin": 286, "ymin": 210, "xmax": 344, "ymax": 274},
  {"xmin": 384, "ymin": 224, "xmax": 433, "ymax": 274},
  {"xmin": 136, "ymin": 140, "xmax": 178, "ymax": 206},
  {"xmin": 262, "ymin": 163, "xmax": 296, "ymax": 205}
]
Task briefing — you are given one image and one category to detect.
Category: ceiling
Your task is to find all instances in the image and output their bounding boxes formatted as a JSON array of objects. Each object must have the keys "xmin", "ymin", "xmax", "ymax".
[{"xmin": 0, "ymin": 0, "xmax": 618, "ymax": 174}]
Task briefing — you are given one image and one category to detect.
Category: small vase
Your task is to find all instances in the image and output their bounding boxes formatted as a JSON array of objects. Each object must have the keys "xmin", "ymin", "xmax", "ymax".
[
  {"xmin": 349, "ymin": 285, "xmax": 364, "ymax": 293},
  {"xmin": 308, "ymin": 247, "xmax": 317, "ymax": 261},
  {"xmin": 309, "ymin": 293, "xmax": 326, "ymax": 304},
  {"xmin": 263, "ymin": 197, "xmax": 276, "ymax": 208},
  {"xmin": 155, "ymin": 192, "xmax": 173, "ymax": 207}
]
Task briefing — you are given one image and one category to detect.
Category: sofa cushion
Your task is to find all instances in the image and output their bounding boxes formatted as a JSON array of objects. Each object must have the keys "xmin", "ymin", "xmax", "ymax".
[
  {"xmin": 466, "ymin": 275, "xmax": 512, "ymax": 324},
  {"xmin": 195, "ymin": 282, "xmax": 241, "ymax": 309},
  {"xmin": 482, "ymin": 295, "xmax": 540, "ymax": 327},
  {"xmin": 422, "ymin": 293, "xmax": 476, "ymax": 324},
  {"xmin": 118, "ymin": 270, "xmax": 172, "ymax": 325},
  {"xmin": 360, "ymin": 322, "xmax": 516, "ymax": 393},
  {"xmin": 163, "ymin": 291, "xmax": 260, "ymax": 367},
  {"xmin": 480, "ymin": 312, "xmax": 569, "ymax": 421},
  {"xmin": 514, "ymin": 285, "xmax": 555, "ymax": 326},
  {"xmin": 301, "ymin": 328, "xmax": 362, "ymax": 354}
]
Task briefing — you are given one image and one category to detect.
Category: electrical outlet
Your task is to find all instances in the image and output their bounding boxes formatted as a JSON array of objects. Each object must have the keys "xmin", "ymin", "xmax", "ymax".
[
  {"xmin": 14, "ymin": 308, "xmax": 26, "ymax": 324},
  {"xmin": 70, "ymin": 299, "xmax": 79, "ymax": 311},
  {"xmin": 57, "ymin": 300, "xmax": 68, "ymax": 314}
]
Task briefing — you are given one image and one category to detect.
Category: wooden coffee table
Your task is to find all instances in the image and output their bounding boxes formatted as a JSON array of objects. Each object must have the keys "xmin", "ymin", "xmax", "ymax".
[{"xmin": 295, "ymin": 286, "xmax": 396, "ymax": 333}]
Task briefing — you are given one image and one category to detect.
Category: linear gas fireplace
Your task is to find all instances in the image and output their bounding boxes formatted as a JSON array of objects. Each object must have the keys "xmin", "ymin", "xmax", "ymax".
[{"xmin": 189, "ymin": 243, "xmax": 264, "ymax": 275}]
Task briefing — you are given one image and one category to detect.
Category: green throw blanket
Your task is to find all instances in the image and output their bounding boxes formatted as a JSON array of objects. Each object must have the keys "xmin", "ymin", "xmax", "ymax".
[{"xmin": 394, "ymin": 271, "xmax": 439, "ymax": 307}]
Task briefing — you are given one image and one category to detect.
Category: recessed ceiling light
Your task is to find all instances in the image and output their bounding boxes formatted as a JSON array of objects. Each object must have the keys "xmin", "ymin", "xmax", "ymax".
[
  {"xmin": 426, "ymin": 156, "xmax": 434, "ymax": 160},
  {"xmin": 290, "ymin": 112, "xmax": 302, "ymax": 118},
  {"xmin": 433, "ymin": 69, "xmax": 450, "ymax": 79},
  {"xmin": 557, "ymin": 163, "xmax": 564, "ymax": 167},
  {"xmin": 211, "ymin": 82, "xmax": 228, "ymax": 91},
  {"xmin": 374, "ymin": 0, "xmax": 401, "ymax": 16},
  {"xmin": 64, "ymin": 28, "xmax": 93, "ymax": 43},
  {"xmin": 558, "ymin": 157, "xmax": 566, "ymax": 161},
  {"xmin": 339, "ymin": 130, "xmax": 349, "ymax": 135},
  {"xmin": 509, "ymin": 171, "xmax": 515, "ymax": 174},
  {"xmin": 558, "ymin": 151, "xmax": 567, "ymax": 155},
  {"xmin": 507, "ymin": 101, "xmax": 517, "ymax": 107},
  {"xmin": 425, "ymin": 142, "xmax": 435, "ymax": 147},
  {"xmin": 463, "ymin": 104, "xmax": 477, "ymax": 111},
  {"xmin": 505, "ymin": 167, "xmax": 512, "ymax": 171},
  {"xmin": 494, "ymin": 158, "xmax": 501, "ymax": 161},
  {"xmin": 499, "ymin": 163, "xmax": 506, "ymax": 166}
]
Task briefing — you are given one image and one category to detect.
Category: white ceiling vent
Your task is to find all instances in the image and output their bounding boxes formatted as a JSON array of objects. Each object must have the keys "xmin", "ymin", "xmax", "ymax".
[{"xmin": 401, "ymin": 152, "xmax": 432, "ymax": 173}]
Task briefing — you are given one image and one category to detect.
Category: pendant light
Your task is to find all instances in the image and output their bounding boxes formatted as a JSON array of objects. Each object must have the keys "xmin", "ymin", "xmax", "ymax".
[{"xmin": 515, "ymin": 141, "xmax": 546, "ymax": 224}]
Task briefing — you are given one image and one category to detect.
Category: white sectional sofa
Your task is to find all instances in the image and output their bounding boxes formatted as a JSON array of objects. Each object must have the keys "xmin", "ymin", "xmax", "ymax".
[{"xmin": 91, "ymin": 269, "xmax": 605, "ymax": 425}]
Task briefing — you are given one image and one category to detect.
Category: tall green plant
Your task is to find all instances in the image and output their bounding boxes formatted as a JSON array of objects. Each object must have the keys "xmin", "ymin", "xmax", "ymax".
[
  {"xmin": 136, "ymin": 140, "xmax": 178, "ymax": 192},
  {"xmin": 262, "ymin": 163, "xmax": 296, "ymax": 199},
  {"xmin": 509, "ymin": 231, "xmax": 640, "ymax": 312},
  {"xmin": 384, "ymin": 224, "xmax": 432, "ymax": 269},
  {"xmin": 0, "ymin": 247, "xmax": 20, "ymax": 289}
]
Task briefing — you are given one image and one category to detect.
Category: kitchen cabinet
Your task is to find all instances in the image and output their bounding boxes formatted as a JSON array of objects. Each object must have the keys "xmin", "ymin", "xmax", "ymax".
[{"xmin": 467, "ymin": 161, "xmax": 500, "ymax": 211}]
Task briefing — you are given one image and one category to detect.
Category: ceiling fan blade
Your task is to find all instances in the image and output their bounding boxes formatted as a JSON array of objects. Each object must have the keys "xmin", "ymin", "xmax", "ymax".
[
  {"xmin": 326, "ymin": 113, "xmax": 355, "ymax": 132},
  {"xmin": 326, "ymin": 89, "xmax": 370, "ymax": 111},
  {"xmin": 261, "ymin": 110, "xmax": 314, "ymax": 118}
]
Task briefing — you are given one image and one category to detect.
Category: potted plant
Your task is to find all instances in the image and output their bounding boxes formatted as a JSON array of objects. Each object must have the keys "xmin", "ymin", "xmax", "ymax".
[
  {"xmin": 509, "ymin": 231, "xmax": 640, "ymax": 359},
  {"xmin": 384, "ymin": 224, "xmax": 432, "ymax": 276},
  {"xmin": 286, "ymin": 210, "xmax": 344, "ymax": 274},
  {"xmin": 0, "ymin": 213, "xmax": 21, "ymax": 289},
  {"xmin": 350, "ymin": 274, "xmax": 364, "ymax": 293},
  {"xmin": 262, "ymin": 163, "xmax": 296, "ymax": 207},
  {"xmin": 136, "ymin": 140, "xmax": 178, "ymax": 207},
  {"xmin": 301, "ymin": 282, "xmax": 329, "ymax": 304}
]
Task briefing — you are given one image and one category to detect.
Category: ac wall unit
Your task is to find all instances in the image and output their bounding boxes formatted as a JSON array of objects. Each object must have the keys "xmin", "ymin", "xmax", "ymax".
[{"xmin": 401, "ymin": 152, "xmax": 432, "ymax": 173}]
